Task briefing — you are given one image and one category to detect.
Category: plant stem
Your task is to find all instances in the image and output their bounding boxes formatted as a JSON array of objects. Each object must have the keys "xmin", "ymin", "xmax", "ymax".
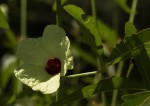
[
  {"xmin": 91, "ymin": 0, "xmax": 106, "ymax": 105},
  {"xmin": 95, "ymin": 56, "xmax": 106, "ymax": 106},
  {"xmin": 56, "ymin": 0, "xmax": 62, "ymax": 27},
  {"xmin": 98, "ymin": 73, "xmax": 106, "ymax": 106},
  {"xmin": 126, "ymin": 0, "xmax": 138, "ymax": 78},
  {"xmin": 129, "ymin": 0, "xmax": 138, "ymax": 23},
  {"xmin": 21, "ymin": 0, "xmax": 27, "ymax": 38},
  {"xmin": 126, "ymin": 63, "xmax": 134, "ymax": 78},
  {"xmin": 111, "ymin": 1, "xmax": 138, "ymax": 104},
  {"xmin": 66, "ymin": 71, "xmax": 97, "ymax": 78},
  {"xmin": 56, "ymin": 77, "xmax": 65, "ymax": 101},
  {"xmin": 125, "ymin": 0, "xmax": 137, "ymax": 83},
  {"xmin": 91, "ymin": 0, "xmax": 96, "ymax": 23},
  {"xmin": 56, "ymin": 0, "xmax": 63, "ymax": 101},
  {"xmin": 111, "ymin": 61, "xmax": 124, "ymax": 106}
]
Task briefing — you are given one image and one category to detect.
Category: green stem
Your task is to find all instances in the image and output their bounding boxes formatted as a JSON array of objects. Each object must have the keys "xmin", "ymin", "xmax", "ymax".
[
  {"xmin": 96, "ymin": 55, "xmax": 106, "ymax": 106},
  {"xmin": 91, "ymin": 0, "xmax": 106, "ymax": 105},
  {"xmin": 127, "ymin": 0, "xmax": 137, "ymax": 78},
  {"xmin": 21, "ymin": 0, "xmax": 27, "ymax": 38},
  {"xmin": 98, "ymin": 73, "xmax": 106, "ymax": 106},
  {"xmin": 56, "ymin": 0, "xmax": 63, "ymax": 101},
  {"xmin": 56, "ymin": 77, "xmax": 65, "ymax": 101},
  {"xmin": 129, "ymin": 0, "xmax": 138, "ymax": 23},
  {"xmin": 126, "ymin": 63, "xmax": 134, "ymax": 78},
  {"xmin": 91, "ymin": 0, "xmax": 96, "ymax": 23},
  {"xmin": 125, "ymin": 0, "xmax": 137, "ymax": 78},
  {"xmin": 67, "ymin": 71, "xmax": 97, "ymax": 78},
  {"xmin": 111, "ymin": 61, "xmax": 124, "ymax": 106},
  {"xmin": 56, "ymin": 0, "xmax": 62, "ymax": 27}
]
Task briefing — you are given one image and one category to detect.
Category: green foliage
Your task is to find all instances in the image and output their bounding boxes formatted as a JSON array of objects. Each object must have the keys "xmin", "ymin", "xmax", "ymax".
[
  {"xmin": 64, "ymin": 4, "xmax": 118, "ymax": 46},
  {"xmin": 64, "ymin": 5, "xmax": 101, "ymax": 49},
  {"xmin": 122, "ymin": 91, "xmax": 150, "ymax": 106},
  {"xmin": 49, "ymin": 77, "xmax": 145, "ymax": 106},
  {"xmin": 106, "ymin": 28, "xmax": 150, "ymax": 65},
  {"xmin": 125, "ymin": 22, "xmax": 137, "ymax": 37},
  {"xmin": 66, "ymin": 4, "xmax": 107, "ymax": 72},
  {"xmin": 132, "ymin": 46, "xmax": 150, "ymax": 89}
]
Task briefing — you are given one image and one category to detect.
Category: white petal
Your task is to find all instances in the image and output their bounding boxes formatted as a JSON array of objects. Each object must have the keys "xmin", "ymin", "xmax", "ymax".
[
  {"xmin": 42, "ymin": 25, "xmax": 73, "ymax": 76},
  {"xmin": 33, "ymin": 74, "xmax": 60, "ymax": 94},
  {"xmin": 14, "ymin": 64, "xmax": 60, "ymax": 94},
  {"xmin": 66, "ymin": 49, "xmax": 74, "ymax": 70},
  {"xmin": 60, "ymin": 37, "xmax": 74, "ymax": 76},
  {"xmin": 61, "ymin": 53, "xmax": 73, "ymax": 76},
  {"xmin": 42, "ymin": 25, "xmax": 67, "ymax": 58},
  {"xmin": 17, "ymin": 38, "xmax": 50, "ymax": 67}
]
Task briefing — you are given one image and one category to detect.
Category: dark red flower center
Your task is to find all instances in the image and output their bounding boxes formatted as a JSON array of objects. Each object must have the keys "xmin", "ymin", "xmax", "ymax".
[{"xmin": 45, "ymin": 58, "xmax": 61, "ymax": 75}]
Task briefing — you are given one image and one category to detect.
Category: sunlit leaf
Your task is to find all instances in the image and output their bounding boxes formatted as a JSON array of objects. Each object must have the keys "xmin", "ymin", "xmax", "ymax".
[
  {"xmin": 85, "ymin": 16, "xmax": 101, "ymax": 47},
  {"xmin": 49, "ymin": 77, "xmax": 146, "ymax": 106},
  {"xmin": 125, "ymin": 22, "xmax": 137, "ymax": 37},
  {"xmin": 64, "ymin": 5, "xmax": 101, "ymax": 49},
  {"xmin": 106, "ymin": 28, "xmax": 150, "ymax": 65},
  {"xmin": 122, "ymin": 91, "xmax": 150, "ymax": 106}
]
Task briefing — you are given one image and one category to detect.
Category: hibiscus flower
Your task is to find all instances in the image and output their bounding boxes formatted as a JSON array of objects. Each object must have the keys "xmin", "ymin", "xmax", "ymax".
[{"xmin": 14, "ymin": 25, "xmax": 73, "ymax": 94}]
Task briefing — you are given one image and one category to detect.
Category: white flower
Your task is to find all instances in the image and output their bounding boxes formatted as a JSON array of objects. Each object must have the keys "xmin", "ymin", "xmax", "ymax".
[{"xmin": 14, "ymin": 25, "xmax": 73, "ymax": 94}]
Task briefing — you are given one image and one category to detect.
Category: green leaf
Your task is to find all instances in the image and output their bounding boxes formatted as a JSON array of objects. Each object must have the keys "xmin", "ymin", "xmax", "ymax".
[
  {"xmin": 106, "ymin": 28, "xmax": 150, "ymax": 65},
  {"xmin": 64, "ymin": 5, "xmax": 101, "ymax": 49},
  {"xmin": 97, "ymin": 19, "xmax": 117, "ymax": 45},
  {"xmin": 0, "ymin": 9, "xmax": 9, "ymax": 29},
  {"xmin": 132, "ymin": 46, "xmax": 150, "ymax": 89},
  {"xmin": 122, "ymin": 91, "xmax": 150, "ymax": 106},
  {"xmin": 115, "ymin": 0, "xmax": 131, "ymax": 14},
  {"xmin": 64, "ymin": 5, "xmax": 83, "ymax": 23},
  {"xmin": 125, "ymin": 22, "xmax": 137, "ymax": 37},
  {"xmin": 85, "ymin": 16, "xmax": 101, "ymax": 47},
  {"xmin": 49, "ymin": 77, "xmax": 145, "ymax": 106}
]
